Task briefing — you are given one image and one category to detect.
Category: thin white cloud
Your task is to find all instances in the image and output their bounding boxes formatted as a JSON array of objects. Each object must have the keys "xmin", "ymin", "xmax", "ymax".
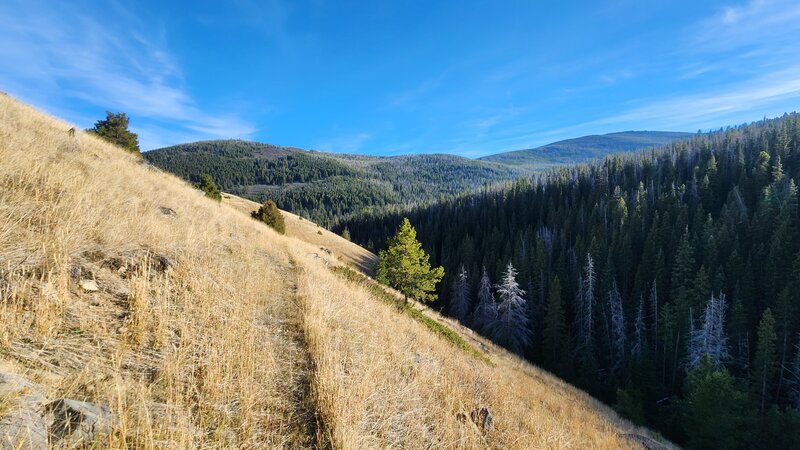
[
  {"xmin": 692, "ymin": 0, "xmax": 800, "ymax": 51},
  {"xmin": 595, "ymin": 68, "xmax": 800, "ymax": 128},
  {"xmin": 0, "ymin": 0, "xmax": 254, "ymax": 150}
]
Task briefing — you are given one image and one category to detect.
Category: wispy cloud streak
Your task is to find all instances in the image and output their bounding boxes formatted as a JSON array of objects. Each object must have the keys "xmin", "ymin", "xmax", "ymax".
[{"xmin": 0, "ymin": 0, "xmax": 254, "ymax": 150}]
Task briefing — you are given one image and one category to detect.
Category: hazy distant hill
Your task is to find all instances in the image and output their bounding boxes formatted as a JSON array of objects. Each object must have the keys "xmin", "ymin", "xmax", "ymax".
[{"xmin": 479, "ymin": 131, "xmax": 692, "ymax": 167}]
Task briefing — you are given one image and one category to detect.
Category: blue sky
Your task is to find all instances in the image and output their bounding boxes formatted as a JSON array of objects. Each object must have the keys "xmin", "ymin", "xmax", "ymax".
[{"xmin": 1, "ymin": 0, "xmax": 799, "ymax": 156}]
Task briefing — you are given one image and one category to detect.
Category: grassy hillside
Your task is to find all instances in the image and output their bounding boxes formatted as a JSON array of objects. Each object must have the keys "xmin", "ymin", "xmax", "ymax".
[
  {"xmin": 144, "ymin": 141, "xmax": 521, "ymax": 228},
  {"xmin": 221, "ymin": 193, "xmax": 377, "ymax": 275},
  {"xmin": 0, "ymin": 94, "xmax": 671, "ymax": 448},
  {"xmin": 479, "ymin": 131, "xmax": 691, "ymax": 167}
]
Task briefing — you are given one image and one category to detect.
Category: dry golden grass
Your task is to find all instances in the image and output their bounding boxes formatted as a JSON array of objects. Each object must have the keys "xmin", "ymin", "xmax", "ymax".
[
  {"xmin": 222, "ymin": 193, "xmax": 377, "ymax": 275},
  {"xmin": 0, "ymin": 93, "xmax": 670, "ymax": 449},
  {"xmin": 0, "ymin": 94, "xmax": 313, "ymax": 448},
  {"xmin": 294, "ymin": 253, "xmax": 670, "ymax": 449}
]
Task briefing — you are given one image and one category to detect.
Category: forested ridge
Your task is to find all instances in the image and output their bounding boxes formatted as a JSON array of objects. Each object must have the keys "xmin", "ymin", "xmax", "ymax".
[
  {"xmin": 342, "ymin": 113, "xmax": 800, "ymax": 448},
  {"xmin": 144, "ymin": 140, "xmax": 522, "ymax": 227},
  {"xmin": 480, "ymin": 130, "xmax": 691, "ymax": 167},
  {"xmin": 143, "ymin": 132, "xmax": 685, "ymax": 229}
]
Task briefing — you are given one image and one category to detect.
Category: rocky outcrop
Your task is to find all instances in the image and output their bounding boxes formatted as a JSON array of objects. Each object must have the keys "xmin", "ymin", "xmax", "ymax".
[
  {"xmin": 45, "ymin": 399, "xmax": 114, "ymax": 448},
  {"xmin": 0, "ymin": 373, "xmax": 115, "ymax": 449}
]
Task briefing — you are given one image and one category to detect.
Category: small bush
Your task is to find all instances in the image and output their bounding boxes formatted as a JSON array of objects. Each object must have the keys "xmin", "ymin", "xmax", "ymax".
[
  {"xmin": 252, "ymin": 199, "xmax": 285, "ymax": 234},
  {"xmin": 197, "ymin": 174, "xmax": 221, "ymax": 201}
]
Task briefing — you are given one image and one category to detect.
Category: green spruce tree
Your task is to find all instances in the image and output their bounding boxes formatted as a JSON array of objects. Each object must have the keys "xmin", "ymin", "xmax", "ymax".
[
  {"xmin": 753, "ymin": 308, "xmax": 777, "ymax": 415},
  {"xmin": 86, "ymin": 111, "xmax": 140, "ymax": 153},
  {"xmin": 683, "ymin": 356, "xmax": 750, "ymax": 450},
  {"xmin": 375, "ymin": 218, "xmax": 444, "ymax": 303},
  {"xmin": 543, "ymin": 276, "xmax": 566, "ymax": 370},
  {"xmin": 197, "ymin": 174, "xmax": 222, "ymax": 201}
]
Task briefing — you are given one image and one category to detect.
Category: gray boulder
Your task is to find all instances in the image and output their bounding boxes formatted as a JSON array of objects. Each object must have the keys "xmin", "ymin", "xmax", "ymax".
[
  {"xmin": 45, "ymin": 399, "xmax": 114, "ymax": 448},
  {"xmin": 0, "ymin": 409, "xmax": 47, "ymax": 450}
]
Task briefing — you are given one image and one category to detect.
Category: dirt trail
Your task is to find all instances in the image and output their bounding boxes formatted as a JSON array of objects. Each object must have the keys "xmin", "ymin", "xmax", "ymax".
[{"xmin": 263, "ymin": 258, "xmax": 324, "ymax": 449}]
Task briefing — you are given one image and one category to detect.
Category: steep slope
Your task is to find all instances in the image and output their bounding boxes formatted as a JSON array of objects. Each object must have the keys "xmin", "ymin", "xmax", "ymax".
[
  {"xmin": 0, "ymin": 94, "xmax": 670, "ymax": 449},
  {"xmin": 221, "ymin": 193, "xmax": 377, "ymax": 275},
  {"xmin": 480, "ymin": 131, "xmax": 691, "ymax": 167},
  {"xmin": 144, "ymin": 140, "xmax": 521, "ymax": 228}
]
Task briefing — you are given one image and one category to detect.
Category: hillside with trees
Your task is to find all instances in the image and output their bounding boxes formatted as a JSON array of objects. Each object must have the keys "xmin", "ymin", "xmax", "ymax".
[
  {"xmin": 0, "ymin": 91, "xmax": 670, "ymax": 450},
  {"xmin": 480, "ymin": 131, "xmax": 692, "ymax": 168},
  {"xmin": 144, "ymin": 132, "xmax": 686, "ymax": 228},
  {"xmin": 343, "ymin": 113, "xmax": 800, "ymax": 448},
  {"xmin": 143, "ymin": 140, "xmax": 522, "ymax": 227}
]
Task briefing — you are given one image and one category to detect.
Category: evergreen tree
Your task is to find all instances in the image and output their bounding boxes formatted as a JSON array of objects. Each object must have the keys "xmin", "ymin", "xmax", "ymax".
[
  {"xmin": 449, "ymin": 265, "xmax": 471, "ymax": 324},
  {"xmin": 632, "ymin": 295, "xmax": 646, "ymax": 361},
  {"xmin": 486, "ymin": 262, "xmax": 531, "ymax": 354},
  {"xmin": 473, "ymin": 267, "xmax": 497, "ymax": 332},
  {"xmin": 252, "ymin": 199, "xmax": 286, "ymax": 234},
  {"xmin": 543, "ymin": 276, "xmax": 566, "ymax": 368},
  {"xmin": 341, "ymin": 226, "xmax": 351, "ymax": 241},
  {"xmin": 683, "ymin": 356, "xmax": 750, "ymax": 450},
  {"xmin": 197, "ymin": 174, "xmax": 222, "ymax": 201},
  {"xmin": 576, "ymin": 254, "xmax": 597, "ymax": 357},
  {"xmin": 86, "ymin": 111, "xmax": 140, "ymax": 153},
  {"xmin": 609, "ymin": 279, "xmax": 626, "ymax": 372},
  {"xmin": 753, "ymin": 308, "xmax": 777, "ymax": 415},
  {"xmin": 375, "ymin": 218, "xmax": 444, "ymax": 303}
]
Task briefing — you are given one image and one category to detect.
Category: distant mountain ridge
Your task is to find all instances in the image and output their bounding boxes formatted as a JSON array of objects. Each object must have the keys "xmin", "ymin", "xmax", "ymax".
[
  {"xmin": 144, "ymin": 130, "xmax": 689, "ymax": 227},
  {"xmin": 480, "ymin": 131, "xmax": 692, "ymax": 167}
]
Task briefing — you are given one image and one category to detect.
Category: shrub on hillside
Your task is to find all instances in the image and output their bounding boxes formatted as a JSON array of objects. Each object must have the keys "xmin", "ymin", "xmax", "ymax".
[
  {"xmin": 197, "ymin": 174, "xmax": 222, "ymax": 201},
  {"xmin": 252, "ymin": 199, "xmax": 285, "ymax": 234}
]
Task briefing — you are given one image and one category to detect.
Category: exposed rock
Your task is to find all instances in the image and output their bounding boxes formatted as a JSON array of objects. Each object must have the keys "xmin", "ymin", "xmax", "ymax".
[
  {"xmin": 156, "ymin": 255, "xmax": 175, "ymax": 271},
  {"xmin": 469, "ymin": 407, "xmax": 492, "ymax": 433},
  {"xmin": 0, "ymin": 409, "xmax": 47, "ymax": 450},
  {"xmin": 158, "ymin": 207, "xmax": 177, "ymax": 218},
  {"xmin": 0, "ymin": 373, "xmax": 47, "ymax": 450},
  {"xmin": 112, "ymin": 286, "xmax": 130, "ymax": 299},
  {"xmin": 455, "ymin": 407, "xmax": 493, "ymax": 433},
  {"xmin": 45, "ymin": 399, "xmax": 114, "ymax": 448},
  {"xmin": 79, "ymin": 280, "xmax": 99, "ymax": 292},
  {"xmin": 0, "ymin": 373, "xmax": 46, "ymax": 408}
]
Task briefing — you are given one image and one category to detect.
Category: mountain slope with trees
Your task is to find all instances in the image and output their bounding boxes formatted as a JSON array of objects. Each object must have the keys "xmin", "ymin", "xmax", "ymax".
[
  {"xmin": 144, "ymin": 131, "xmax": 688, "ymax": 228},
  {"xmin": 143, "ymin": 140, "xmax": 522, "ymax": 227},
  {"xmin": 343, "ymin": 113, "xmax": 800, "ymax": 449},
  {"xmin": 0, "ymin": 92, "xmax": 672, "ymax": 449},
  {"xmin": 479, "ymin": 131, "xmax": 692, "ymax": 168}
]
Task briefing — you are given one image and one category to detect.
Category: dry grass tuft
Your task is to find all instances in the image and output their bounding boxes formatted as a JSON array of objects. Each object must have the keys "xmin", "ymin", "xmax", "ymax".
[{"xmin": 0, "ymin": 94, "xmax": 670, "ymax": 449}]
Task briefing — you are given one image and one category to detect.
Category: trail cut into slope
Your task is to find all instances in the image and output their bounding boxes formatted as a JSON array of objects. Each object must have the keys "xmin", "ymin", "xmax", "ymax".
[{"xmin": 0, "ymin": 93, "xmax": 671, "ymax": 449}]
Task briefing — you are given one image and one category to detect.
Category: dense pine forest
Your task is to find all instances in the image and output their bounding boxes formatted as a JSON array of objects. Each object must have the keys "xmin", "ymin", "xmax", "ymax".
[{"xmin": 342, "ymin": 113, "xmax": 800, "ymax": 449}]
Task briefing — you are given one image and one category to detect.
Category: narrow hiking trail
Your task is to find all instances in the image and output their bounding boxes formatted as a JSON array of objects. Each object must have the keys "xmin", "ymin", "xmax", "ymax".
[{"xmin": 261, "ymin": 257, "xmax": 321, "ymax": 448}]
